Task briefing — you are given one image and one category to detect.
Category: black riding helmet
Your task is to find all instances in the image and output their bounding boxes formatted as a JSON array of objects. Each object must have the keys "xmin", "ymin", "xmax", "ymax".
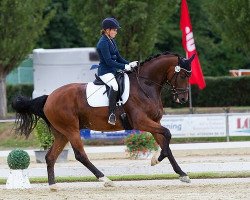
[{"xmin": 102, "ymin": 18, "xmax": 121, "ymax": 30}]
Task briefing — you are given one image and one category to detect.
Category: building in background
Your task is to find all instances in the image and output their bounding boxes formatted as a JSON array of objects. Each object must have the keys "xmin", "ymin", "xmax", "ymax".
[
  {"xmin": 6, "ymin": 48, "xmax": 99, "ymax": 98},
  {"xmin": 6, "ymin": 55, "xmax": 33, "ymax": 85}
]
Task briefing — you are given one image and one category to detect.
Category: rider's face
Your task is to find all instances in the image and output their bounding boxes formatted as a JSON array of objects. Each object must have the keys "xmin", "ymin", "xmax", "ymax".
[{"xmin": 107, "ymin": 29, "xmax": 117, "ymax": 39}]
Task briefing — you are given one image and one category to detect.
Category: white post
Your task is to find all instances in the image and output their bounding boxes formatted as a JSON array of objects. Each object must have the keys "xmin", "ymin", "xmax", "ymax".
[{"xmin": 6, "ymin": 169, "xmax": 31, "ymax": 189}]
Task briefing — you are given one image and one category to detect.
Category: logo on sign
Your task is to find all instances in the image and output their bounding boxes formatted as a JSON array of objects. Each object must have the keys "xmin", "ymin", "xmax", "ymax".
[
  {"xmin": 185, "ymin": 27, "xmax": 196, "ymax": 52},
  {"xmin": 236, "ymin": 118, "xmax": 250, "ymax": 133}
]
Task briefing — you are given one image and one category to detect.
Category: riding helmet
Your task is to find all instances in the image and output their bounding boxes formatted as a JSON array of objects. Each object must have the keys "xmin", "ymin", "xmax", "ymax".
[{"xmin": 102, "ymin": 17, "xmax": 121, "ymax": 30}]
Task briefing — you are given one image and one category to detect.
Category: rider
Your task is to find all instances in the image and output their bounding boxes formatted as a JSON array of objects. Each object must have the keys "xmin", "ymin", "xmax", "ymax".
[{"xmin": 96, "ymin": 17, "xmax": 138, "ymax": 125}]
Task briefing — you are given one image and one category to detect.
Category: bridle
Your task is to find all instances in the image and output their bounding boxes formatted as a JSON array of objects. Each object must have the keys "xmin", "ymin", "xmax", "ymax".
[
  {"xmin": 133, "ymin": 57, "xmax": 191, "ymax": 102},
  {"xmin": 166, "ymin": 64, "xmax": 191, "ymax": 103}
]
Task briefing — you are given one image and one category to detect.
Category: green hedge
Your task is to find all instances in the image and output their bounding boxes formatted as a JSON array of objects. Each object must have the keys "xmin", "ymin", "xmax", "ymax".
[
  {"xmin": 162, "ymin": 76, "xmax": 250, "ymax": 107},
  {"xmin": 7, "ymin": 84, "xmax": 33, "ymax": 112}
]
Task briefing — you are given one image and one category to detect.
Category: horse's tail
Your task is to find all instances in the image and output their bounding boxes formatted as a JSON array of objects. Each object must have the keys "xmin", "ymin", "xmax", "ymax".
[{"xmin": 12, "ymin": 95, "xmax": 49, "ymax": 138}]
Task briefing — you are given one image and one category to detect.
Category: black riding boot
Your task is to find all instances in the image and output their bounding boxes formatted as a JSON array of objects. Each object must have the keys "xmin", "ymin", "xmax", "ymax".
[{"xmin": 108, "ymin": 87, "xmax": 119, "ymax": 125}]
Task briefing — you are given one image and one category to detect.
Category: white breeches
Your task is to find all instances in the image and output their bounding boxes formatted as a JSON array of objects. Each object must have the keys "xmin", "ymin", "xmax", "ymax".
[{"xmin": 99, "ymin": 73, "xmax": 118, "ymax": 91}]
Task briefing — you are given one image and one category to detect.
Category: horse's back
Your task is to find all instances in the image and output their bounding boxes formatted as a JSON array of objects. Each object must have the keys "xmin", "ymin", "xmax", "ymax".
[{"xmin": 44, "ymin": 83, "xmax": 87, "ymax": 121}]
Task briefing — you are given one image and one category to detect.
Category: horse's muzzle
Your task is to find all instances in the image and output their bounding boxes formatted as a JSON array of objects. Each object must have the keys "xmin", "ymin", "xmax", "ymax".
[{"xmin": 175, "ymin": 97, "xmax": 188, "ymax": 104}]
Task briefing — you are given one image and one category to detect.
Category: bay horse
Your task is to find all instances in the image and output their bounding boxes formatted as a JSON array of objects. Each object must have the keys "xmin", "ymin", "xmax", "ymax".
[{"xmin": 12, "ymin": 51, "xmax": 195, "ymax": 190}]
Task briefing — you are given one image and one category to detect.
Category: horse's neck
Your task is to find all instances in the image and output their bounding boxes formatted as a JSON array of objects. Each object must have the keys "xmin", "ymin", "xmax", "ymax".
[{"xmin": 139, "ymin": 57, "xmax": 172, "ymax": 87}]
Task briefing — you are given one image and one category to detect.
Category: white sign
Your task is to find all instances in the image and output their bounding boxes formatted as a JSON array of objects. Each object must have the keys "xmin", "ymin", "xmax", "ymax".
[
  {"xmin": 161, "ymin": 114, "xmax": 226, "ymax": 138},
  {"xmin": 229, "ymin": 114, "xmax": 250, "ymax": 136}
]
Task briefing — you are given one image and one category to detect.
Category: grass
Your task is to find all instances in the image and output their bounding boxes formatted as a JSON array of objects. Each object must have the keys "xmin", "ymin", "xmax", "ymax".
[
  {"xmin": 1, "ymin": 172, "xmax": 250, "ymax": 185},
  {"xmin": 0, "ymin": 122, "xmax": 39, "ymax": 150}
]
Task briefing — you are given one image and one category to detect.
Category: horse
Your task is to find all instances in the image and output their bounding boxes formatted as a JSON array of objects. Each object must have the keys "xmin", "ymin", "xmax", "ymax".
[{"xmin": 12, "ymin": 51, "xmax": 195, "ymax": 190}]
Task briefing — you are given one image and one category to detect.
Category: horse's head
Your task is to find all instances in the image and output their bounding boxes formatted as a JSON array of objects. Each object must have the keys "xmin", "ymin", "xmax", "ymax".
[{"xmin": 167, "ymin": 54, "xmax": 195, "ymax": 104}]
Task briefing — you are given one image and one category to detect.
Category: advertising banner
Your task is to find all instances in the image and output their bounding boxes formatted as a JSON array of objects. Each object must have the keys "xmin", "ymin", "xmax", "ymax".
[
  {"xmin": 229, "ymin": 114, "xmax": 250, "ymax": 136},
  {"xmin": 160, "ymin": 114, "xmax": 226, "ymax": 138}
]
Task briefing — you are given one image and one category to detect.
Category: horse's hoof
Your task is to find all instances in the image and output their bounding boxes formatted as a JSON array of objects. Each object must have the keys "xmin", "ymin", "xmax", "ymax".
[
  {"xmin": 179, "ymin": 175, "xmax": 191, "ymax": 183},
  {"xmin": 151, "ymin": 151, "xmax": 160, "ymax": 166},
  {"xmin": 98, "ymin": 176, "xmax": 115, "ymax": 187},
  {"xmin": 103, "ymin": 181, "xmax": 115, "ymax": 187},
  {"xmin": 49, "ymin": 184, "xmax": 58, "ymax": 191}
]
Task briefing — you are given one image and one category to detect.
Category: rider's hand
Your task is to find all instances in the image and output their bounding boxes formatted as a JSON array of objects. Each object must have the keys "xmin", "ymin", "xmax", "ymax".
[
  {"xmin": 125, "ymin": 64, "xmax": 132, "ymax": 71},
  {"xmin": 125, "ymin": 61, "xmax": 138, "ymax": 71},
  {"xmin": 129, "ymin": 61, "xmax": 138, "ymax": 68}
]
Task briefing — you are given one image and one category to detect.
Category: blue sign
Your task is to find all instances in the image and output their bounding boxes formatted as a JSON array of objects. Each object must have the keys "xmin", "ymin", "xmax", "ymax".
[{"xmin": 80, "ymin": 129, "xmax": 140, "ymax": 140}]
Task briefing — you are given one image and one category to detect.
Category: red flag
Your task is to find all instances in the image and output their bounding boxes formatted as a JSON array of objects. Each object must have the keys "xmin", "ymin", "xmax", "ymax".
[{"xmin": 180, "ymin": 0, "xmax": 206, "ymax": 89}]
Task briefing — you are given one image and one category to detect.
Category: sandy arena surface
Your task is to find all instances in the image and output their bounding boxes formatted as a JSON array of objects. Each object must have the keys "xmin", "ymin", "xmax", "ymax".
[
  {"xmin": 1, "ymin": 143, "xmax": 250, "ymax": 200},
  {"xmin": 0, "ymin": 178, "xmax": 250, "ymax": 200}
]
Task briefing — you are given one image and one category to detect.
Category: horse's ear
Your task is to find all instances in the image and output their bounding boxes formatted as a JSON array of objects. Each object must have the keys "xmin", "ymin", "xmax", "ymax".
[{"xmin": 188, "ymin": 54, "xmax": 195, "ymax": 64}]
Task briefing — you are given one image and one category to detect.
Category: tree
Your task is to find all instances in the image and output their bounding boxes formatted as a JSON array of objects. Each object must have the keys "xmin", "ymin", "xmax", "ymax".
[
  {"xmin": 69, "ymin": 0, "xmax": 176, "ymax": 60},
  {"xmin": 207, "ymin": 0, "xmax": 250, "ymax": 57},
  {"xmin": 37, "ymin": 0, "xmax": 85, "ymax": 48},
  {"xmin": 0, "ymin": 0, "xmax": 54, "ymax": 118},
  {"xmin": 156, "ymin": 0, "xmax": 250, "ymax": 76}
]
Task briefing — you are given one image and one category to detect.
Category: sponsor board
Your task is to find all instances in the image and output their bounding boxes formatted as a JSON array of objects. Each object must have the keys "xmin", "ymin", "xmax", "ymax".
[
  {"xmin": 229, "ymin": 114, "xmax": 250, "ymax": 136},
  {"xmin": 161, "ymin": 114, "xmax": 226, "ymax": 138}
]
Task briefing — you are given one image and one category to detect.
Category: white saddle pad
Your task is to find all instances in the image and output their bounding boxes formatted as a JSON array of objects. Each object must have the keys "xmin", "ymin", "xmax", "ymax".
[{"xmin": 86, "ymin": 73, "xmax": 130, "ymax": 107}]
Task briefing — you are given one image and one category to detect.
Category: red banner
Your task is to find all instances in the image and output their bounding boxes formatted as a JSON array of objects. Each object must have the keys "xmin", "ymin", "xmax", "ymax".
[{"xmin": 180, "ymin": 0, "xmax": 206, "ymax": 89}]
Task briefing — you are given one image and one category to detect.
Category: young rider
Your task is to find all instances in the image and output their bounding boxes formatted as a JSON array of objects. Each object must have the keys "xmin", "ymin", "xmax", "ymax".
[{"xmin": 96, "ymin": 17, "xmax": 138, "ymax": 125}]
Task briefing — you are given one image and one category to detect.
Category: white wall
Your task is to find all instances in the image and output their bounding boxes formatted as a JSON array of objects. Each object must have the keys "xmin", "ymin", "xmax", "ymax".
[{"xmin": 32, "ymin": 48, "xmax": 98, "ymax": 98}]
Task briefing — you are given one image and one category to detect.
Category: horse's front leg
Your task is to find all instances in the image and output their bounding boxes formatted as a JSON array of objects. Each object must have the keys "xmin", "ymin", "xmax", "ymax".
[
  {"xmin": 132, "ymin": 116, "xmax": 190, "ymax": 183},
  {"xmin": 151, "ymin": 128, "xmax": 190, "ymax": 183}
]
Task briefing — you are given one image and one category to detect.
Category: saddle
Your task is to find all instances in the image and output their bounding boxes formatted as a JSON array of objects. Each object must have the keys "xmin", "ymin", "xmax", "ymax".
[{"xmin": 93, "ymin": 73, "xmax": 125, "ymax": 103}]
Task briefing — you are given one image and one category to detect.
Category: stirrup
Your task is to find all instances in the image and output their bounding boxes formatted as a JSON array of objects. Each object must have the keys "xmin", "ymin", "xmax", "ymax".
[{"xmin": 108, "ymin": 113, "xmax": 116, "ymax": 125}]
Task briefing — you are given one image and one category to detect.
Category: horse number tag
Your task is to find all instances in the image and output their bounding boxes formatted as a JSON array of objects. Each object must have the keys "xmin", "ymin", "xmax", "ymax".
[{"xmin": 175, "ymin": 65, "xmax": 181, "ymax": 72}]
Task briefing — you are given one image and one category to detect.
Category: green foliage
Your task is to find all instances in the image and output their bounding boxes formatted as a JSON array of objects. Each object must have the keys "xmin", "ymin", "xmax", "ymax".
[
  {"xmin": 124, "ymin": 132, "xmax": 158, "ymax": 159},
  {"xmin": 6, "ymin": 84, "xmax": 33, "ymax": 112},
  {"xmin": 162, "ymin": 76, "xmax": 250, "ymax": 107},
  {"xmin": 7, "ymin": 149, "xmax": 30, "ymax": 170},
  {"xmin": 155, "ymin": 0, "xmax": 250, "ymax": 76},
  {"xmin": 0, "ymin": 0, "xmax": 54, "ymax": 75},
  {"xmin": 35, "ymin": 119, "xmax": 54, "ymax": 150},
  {"xmin": 206, "ymin": 0, "xmax": 250, "ymax": 57},
  {"xmin": 69, "ymin": 0, "xmax": 176, "ymax": 60},
  {"xmin": 0, "ymin": 0, "xmax": 54, "ymax": 118},
  {"xmin": 37, "ymin": 0, "xmax": 85, "ymax": 48}
]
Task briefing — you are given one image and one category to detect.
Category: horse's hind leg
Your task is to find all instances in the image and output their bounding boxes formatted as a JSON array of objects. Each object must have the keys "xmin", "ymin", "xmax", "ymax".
[
  {"xmin": 45, "ymin": 126, "xmax": 68, "ymax": 191},
  {"xmin": 67, "ymin": 131, "xmax": 114, "ymax": 187}
]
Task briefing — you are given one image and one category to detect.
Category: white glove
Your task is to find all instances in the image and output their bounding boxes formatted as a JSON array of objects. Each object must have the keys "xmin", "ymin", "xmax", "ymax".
[
  {"xmin": 125, "ymin": 64, "xmax": 132, "ymax": 71},
  {"xmin": 124, "ymin": 61, "xmax": 138, "ymax": 71},
  {"xmin": 129, "ymin": 61, "xmax": 138, "ymax": 68}
]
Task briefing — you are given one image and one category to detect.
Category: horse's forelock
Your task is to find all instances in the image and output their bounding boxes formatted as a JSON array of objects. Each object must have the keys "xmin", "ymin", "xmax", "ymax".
[{"xmin": 179, "ymin": 57, "xmax": 192, "ymax": 72}]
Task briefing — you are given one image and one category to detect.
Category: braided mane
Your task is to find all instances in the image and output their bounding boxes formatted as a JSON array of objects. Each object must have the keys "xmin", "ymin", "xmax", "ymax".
[{"xmin": 140, "ymin": 51, "xmax": 181, "ymax": 66}]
